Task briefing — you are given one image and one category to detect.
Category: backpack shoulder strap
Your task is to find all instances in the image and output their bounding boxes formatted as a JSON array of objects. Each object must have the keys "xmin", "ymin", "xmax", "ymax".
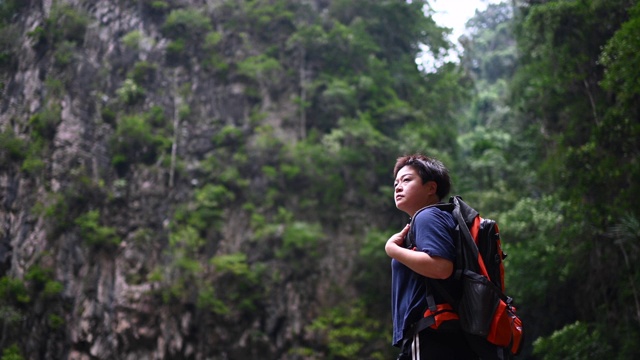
[
  {"xmin": 451, "ymin": 195, "xmax": 479, "ymax": 228},
  {"xmin": 450, "ymin": 196, "xmax": 485, "ymax": 276},
  {"xmin": 404, "ymin": 202, "xmax": 454, "ymax": 249}
]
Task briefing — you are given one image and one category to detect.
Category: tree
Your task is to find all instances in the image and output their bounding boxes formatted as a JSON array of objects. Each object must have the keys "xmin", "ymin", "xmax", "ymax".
[{"xmin": 509, "ymin": 0, "xmax": 640, "ymax": 357}]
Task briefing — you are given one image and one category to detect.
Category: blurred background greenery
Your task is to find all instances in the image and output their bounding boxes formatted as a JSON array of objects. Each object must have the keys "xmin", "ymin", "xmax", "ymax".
[{"xmin": 1, "ymin": 0, "xmax": 639, "ymax": 359}]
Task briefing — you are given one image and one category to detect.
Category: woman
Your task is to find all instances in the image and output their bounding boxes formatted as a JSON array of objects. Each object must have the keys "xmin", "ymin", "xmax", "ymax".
[{"xmin": 386, "ymin": 154, "xmax": 477, "ymax": 359}]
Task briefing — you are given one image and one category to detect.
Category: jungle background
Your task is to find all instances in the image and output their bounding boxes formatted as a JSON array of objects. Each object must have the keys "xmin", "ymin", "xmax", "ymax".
[{"xmin": 1, "ymin": 0, "xmax": 639, "ymax": 359}]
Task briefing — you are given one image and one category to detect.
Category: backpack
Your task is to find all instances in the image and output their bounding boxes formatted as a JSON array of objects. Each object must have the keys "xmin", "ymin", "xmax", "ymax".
[{"xmin": 405, "ymin": 195, "xmax": 524, "ymax": 359}]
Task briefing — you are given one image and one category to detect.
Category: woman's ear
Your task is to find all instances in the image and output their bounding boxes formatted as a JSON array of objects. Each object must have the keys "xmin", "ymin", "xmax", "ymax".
[{"xmin": 425, "ymin": 180, "xmax": 437, "ymax": 195}]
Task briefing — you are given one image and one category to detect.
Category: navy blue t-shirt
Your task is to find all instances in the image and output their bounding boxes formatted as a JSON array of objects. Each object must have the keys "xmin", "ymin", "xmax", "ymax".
[{"xmin": 391, "ymin": 206, "xmax": 457, "ymax": 346}]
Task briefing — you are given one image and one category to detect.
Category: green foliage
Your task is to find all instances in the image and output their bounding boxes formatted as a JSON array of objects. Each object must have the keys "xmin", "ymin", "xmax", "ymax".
[
  {"xmin": 244, "ymin": 0, "xmax": 295, "ymax": 38},
  {"xmin": 75, "ymin": 210, "xmax": 121, "ymax": 247},
  {"xmin": 35, "ymin": 173, "xmax": 108, "ymax": 235},
  {"xmin": 165, "ymin": 38, "xmax": 185, "ymax": 64},
  {"xmin": 212, "ymin": 125, "xmax": 244, "ymax": 147},
  {"xmin": 289, "ymin": 0, "xmax": 456, "ymax": 139},
  {"xmin": 497, "ymin": 196, "xmax": 585, "ymax": 357},
  {"xmin": 0, "ymin": 0, "xmax": 27, "ymax": 25},
  {"xmin": 169, "ymin": 225, "xmax": 204, "ymax": 256},
  {"xmin": 203, "ymin": 50, "xmax": 229, "ymax": 72},
  {"xmin": 317, "ymin": 20, "xmax": 378, "ymax": 75},
  {"xmin": 462, "ymin": 3, "xmax": 516, "ymax": 84},
  {"xmin": 161, "ymin": 223, "xmax": 207, "ymax": 305},
  {"xmin": 44, "ymin": 77, "xmax": 65, "ymax": 98},
  {"xmin": 116, "ymin": 78, "xmax": 145, "ymax": 105},
  {"xmin": 237, "ymin": 54, "xmax": 282, "ymax": 83},
  {"xmin": 165, "ymin": 39, "xmax": 183, "ymax": 55},
  {"xmin": 599, "ymin": 2, "xmax": 640, "ymax": 105},
  {"xmin": 0, "ymin": 344, "xmax": 25, "ymax": 360},
  {"xmin": 0, "ymin": 306, "xmax": 22, "ymax": 338},
  {"xmin": 163, "ymin": 219, "xmax": 264, "ymax": 316},
  {"xmin": 353, "ymin": 228, "xmax": 394, "ymax": 319},
  {"xmin": 276, "ymin": 221, "xmax": 323, "ymax": 260},
  {"xmin": 101, "ymin": 106, "xmax": 116, "ymax": 125},
  {"xmin": 110, "ymin": 113, "xmax": 171, "ymax": 173},
  {"xmin": 172, "ymin": 184, "xmax": 236, "ymax": 236},
  {"xmin": 26, "ymin": 25, "xmax": 46, "ymax": 45},
  {"xmin": 204, "ymin": 31, "xmax": 222, "ymax": 49},
  {"xmin": 43, "ymin": 280, "xmax": 64, "ymax": 298},
  {"xmin": 456, "ymin": 126, "xmax": 512, "ymax": 193},
  {"xmin": 211, "ymin": 253, "xmax": 252, "ymax": 277},
  {"xmin": 597, "ymin": 4, "xmax": 640, "ymax": 200},
  {"xmin": 20, "ymin": 151, "xmax": 45, "ymax": 178},
  {"xmin": 29, "ymin": 104, "xmax": 61, "ymax": 141},
  {"xmin": 0, "ymin": 129, "xmax": 27, "ymax": 163},
  {"xmin": 500, "ymin": 196, "xmax": 571, "ymax": 303},
  {"xmin": 122, "ymin": 30, "xmax": 143, "ymax": 50},
  {"xmin": 504, "ymin": 1, "xmax": 640, "ymax": 356},
  {"xmin": 200, "ymin": 152, "xmax": 250, "ymax": 194},
  {"xmin": 209, "ymin": 253, "xmax": 263, "ymax": 312},
  {"xmin": 248, "ymin": 209, "xmax": 281, "ymax": 243},
  {"xmin": 178, "ymin": 103, "xmax": 191, "ymax": 120},
  {"xmin": 162, "ymin": 8, "xmax": 212, "ymax": 39},
  {"xmin": 533, "ymin": 321, "xmax": 611, "ymax": 360},
  {"xmin": 283, "ymin": 139, "xmax": 346, "ymax": 216},
  {"xmin": 53, "ymin": 40, "xmax": 76, "ymax": 67},
  {"xmin": 129, "ymin": 61, "xmax": 157, "ymax": 86},
  {"xmin": 45, "ymin": 3, "xmax": 90, "ymax": 46},
  {"xmin": 36, "ymin": 193, "xmax": 69, "ymax": 234},
  {"xmin": 144, "ymin": 105, "xmax": 169, "ymax": 129},
  {"xmin": 195, "ymin": 284, "xmax": 229, "ymax": 315},
  {"xmin": 25, "ymin": 266, "xmax": 58, "ymax": 294},
  {"xmin": 513, "ymin": 0, "xmax": 627, "ymax": 137},
  {"xmin": 150, "ymin": 1, "xmax": 169, "ymax": 11},
  {"xmin": 328, "ymin": 0, "xmax": 447, "ymax": 63},
  {"xmin": 8, "ymin": 0, "xmax": 640, "ymax": 357},
  {"xmin": 141, "ymin": 0, "xmax": 171, "ymax": 15},
  {"xmin": 316, "ymin": 77, "xmax": 357, "ymax": 118},
  {"xmin": 0, "ymin": 268, "xmax": 66, "ymax": 351},
  {"xmin": 48, "ymin": 313, "xmax": 65, "ymax": 329},
  {"xmin": 158, "ymin": 173, "xmax": 264, "ymax": 316},
  {"xmin": 0, "ymin": 23, "xmax": 19, "ymax": 71},
  {"xmin": 0, "ymin": 0, "xmax": 20, "ymax": 71},
  {"xmin": 305, "ymin": 301, "xmax": 395, "ymax": 360},
  {"xmin": 0, "ymin": 276, "xmax": 30, "ymax": 304},
  {"xmin": 312, "ymin": 114, "xmax": 395, "ymax": 213}
]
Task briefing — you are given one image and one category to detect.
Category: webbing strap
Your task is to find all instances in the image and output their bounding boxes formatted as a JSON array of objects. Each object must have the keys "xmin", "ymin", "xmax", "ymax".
[
  {"xmin": 408, "ymin": 314, "xmax": 436, "ymax": 337},
  {"xmin": 425, "ymin": 279, "xmax": 438, "ymax": 313}
]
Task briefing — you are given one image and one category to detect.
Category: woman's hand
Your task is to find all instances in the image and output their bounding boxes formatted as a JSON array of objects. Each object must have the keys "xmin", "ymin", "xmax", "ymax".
[
  {"xmin": 385, "ymin": 224, "xmax": 410, "ymax": 256},
  {"xmin": 385, "ymin": 223, "xmax": 453, "ymax": 279}
]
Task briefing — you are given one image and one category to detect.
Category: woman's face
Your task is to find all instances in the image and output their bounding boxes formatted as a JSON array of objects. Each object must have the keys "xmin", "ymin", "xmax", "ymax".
[{"xmin": 394, "ymin": 165, "xmax": 436, "ymax": 216}]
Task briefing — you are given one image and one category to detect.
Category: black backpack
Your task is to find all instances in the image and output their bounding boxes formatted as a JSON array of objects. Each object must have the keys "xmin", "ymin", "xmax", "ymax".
[{"xmin": 405, "ymin": 196, "xmax": 524, "ymax": 359}]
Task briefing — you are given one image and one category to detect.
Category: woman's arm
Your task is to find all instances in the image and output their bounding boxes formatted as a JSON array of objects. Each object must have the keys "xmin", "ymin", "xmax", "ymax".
[{"xmin": 385, "ymin": 224, "xmax": 454, "ymax": 279}]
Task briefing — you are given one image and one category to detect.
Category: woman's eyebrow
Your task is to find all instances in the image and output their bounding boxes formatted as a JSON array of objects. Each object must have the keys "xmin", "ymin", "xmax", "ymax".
[{"xmin": 394, "ymin": 174, "xmax": 410, "ymax": 184}]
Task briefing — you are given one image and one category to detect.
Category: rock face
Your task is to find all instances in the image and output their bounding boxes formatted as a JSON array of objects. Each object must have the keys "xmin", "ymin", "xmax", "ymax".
[{"xmin": 0, "ymin": 1, "xmax": 392, "ymax": 358}]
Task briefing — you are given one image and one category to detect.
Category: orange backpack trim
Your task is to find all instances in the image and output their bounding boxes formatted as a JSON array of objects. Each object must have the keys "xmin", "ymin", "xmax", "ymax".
[{"xmin": 423, "ymin": 303, "xmax": 459, "ymax": 330}]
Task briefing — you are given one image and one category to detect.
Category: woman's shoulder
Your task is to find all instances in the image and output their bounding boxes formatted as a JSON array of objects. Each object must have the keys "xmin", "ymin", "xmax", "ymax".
[
  {"xmin": 415, "ymin": 204, "xmax": 452, "ymax": 217},
  {"xmin": 414, "ymin": 205, "xmax": 455, "ymax": 225}
]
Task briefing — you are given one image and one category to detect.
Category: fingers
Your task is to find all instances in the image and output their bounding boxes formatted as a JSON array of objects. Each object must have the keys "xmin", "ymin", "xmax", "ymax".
[
  {"xmin": 386, "ymin": 224, "xmax": 412, "ymax": 257},
  {"xmin": 395, "ymin": 224, "xmax": 410, "ymax": 242},
  {"xmin": 388, "ymin": 224, "xmax": 410, "ymax": 245}
]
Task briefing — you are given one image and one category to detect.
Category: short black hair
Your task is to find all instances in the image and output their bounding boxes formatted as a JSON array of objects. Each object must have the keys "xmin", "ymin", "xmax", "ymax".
[{"xmin": 393, "ymin": 154, "xmax": 451, "ymax": 201}]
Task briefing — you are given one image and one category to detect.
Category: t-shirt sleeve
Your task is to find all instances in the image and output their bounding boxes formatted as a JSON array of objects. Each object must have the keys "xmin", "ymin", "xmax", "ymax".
[{"xmin": 413, "ymin": 208, "xmax": 456, "ymax": 261}]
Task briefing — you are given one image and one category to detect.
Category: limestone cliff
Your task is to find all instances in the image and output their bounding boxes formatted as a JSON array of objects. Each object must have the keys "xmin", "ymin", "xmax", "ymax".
[{"xmin": 0, "ymin": 0, "xmax": 433, "ymax": 358}]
